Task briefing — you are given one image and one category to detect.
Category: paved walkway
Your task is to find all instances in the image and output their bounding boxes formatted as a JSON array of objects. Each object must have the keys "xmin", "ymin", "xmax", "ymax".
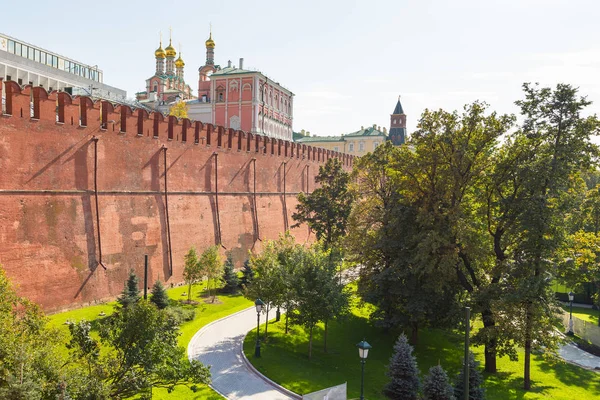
[
  {"xmin": 559, "ymin": 342, "xmax": 600, "ymax": 370},
  {"xmin": 188, "ymin": 307, "xmax": 297, "ymax": 400}
]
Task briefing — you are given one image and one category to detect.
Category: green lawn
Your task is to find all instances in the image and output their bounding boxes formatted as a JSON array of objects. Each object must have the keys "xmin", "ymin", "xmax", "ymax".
[
  {"xmin": 562, "ymin": 305, "xmax": 600, "ymax": 325},
  {"xmin": 48, "ymin": 281, "xmax": 252, "ymax": 400},
  {"xmin": 243, "ymin": 296, "xmax": 600, "ymax": 400}
]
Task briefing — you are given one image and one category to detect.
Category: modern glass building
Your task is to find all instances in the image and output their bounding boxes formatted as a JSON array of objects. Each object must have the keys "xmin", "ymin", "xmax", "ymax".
[{"xmin": 0, "ymin": 32, "xmax": 126, "ymax": 101}]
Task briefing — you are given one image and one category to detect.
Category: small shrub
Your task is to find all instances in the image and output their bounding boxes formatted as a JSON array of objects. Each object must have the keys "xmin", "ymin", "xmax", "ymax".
[
  {"xmin": 423, "ymin": 364, "xmax": 455, "ymax": 400},
  {"xmin": 150, "ymin": 280, "xmax": 169, "ymax": 309},
  {"xmin": 164, "ymin": 306, "xmax": 196, "ymax": 325}
]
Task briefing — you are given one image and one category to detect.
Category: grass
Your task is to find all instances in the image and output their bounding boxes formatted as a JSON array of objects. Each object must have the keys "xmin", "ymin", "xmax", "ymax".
[
  {"xmin": 562, "ymin": 305, "xmax": 600, "ymax": 325},
  {"xmin": 48, "ymin": 280, "xmax": 252, "ymax": 400},
  {"xmin": 243, "ymin": 294, "xmax": 600, "ymax": 400}
]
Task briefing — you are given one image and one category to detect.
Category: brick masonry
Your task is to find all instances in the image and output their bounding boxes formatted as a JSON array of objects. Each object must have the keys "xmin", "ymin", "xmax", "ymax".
[{"xmin": 0, "ymin": 79, "xmax": 354, "ymax": 312}]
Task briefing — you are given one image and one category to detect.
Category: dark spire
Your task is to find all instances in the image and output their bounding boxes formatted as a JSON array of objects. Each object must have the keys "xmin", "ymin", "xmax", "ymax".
[{"xmin": 393, "ymin": 95, "xmax": 404, "ymax": 115}]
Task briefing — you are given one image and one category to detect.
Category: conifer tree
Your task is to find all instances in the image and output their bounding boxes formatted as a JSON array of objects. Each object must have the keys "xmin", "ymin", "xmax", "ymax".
[
  {"xmin": 239, "ymin": 259, "xmax": 254, "ymax": 289},
  {"xmin": 423, "ymin": 365, "xmax": 455, "ymax": 400},
  {"xmin": 383, "ymin": 333, "xmax": 420, "ymax": 400},
  {"xmin": 117, "ymin": 269, "xmax": 141, "ymax": 308},
  {"xmin": 454, "ymin": 352, "xmax": 485, "ymax": 400},
  {"xmin": 222, "ymin": 255, "xmax": 239, "ymax": 294},
  {"xmin": 150, "ymin": 280, "xmax": 169, "ymax": 309}
]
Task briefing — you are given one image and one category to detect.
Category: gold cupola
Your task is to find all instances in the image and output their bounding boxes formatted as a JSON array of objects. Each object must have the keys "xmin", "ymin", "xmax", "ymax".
[
  {"xmin": 205, "ymin": 32, "xmax": 215, "ymax": 49},
  {"xmin": 165, "ymin": 39, "xmax": 176, "ymax": 58},
  {"xmin": 155, "ymin": 40, "xmax": 165, "ymax": 59},
  {"xmin": 175, "ymin": 53, "xmax": 185, "ymax": 68}
]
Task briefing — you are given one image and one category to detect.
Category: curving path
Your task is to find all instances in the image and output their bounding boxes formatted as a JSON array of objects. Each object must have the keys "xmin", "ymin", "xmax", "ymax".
[{"xmin": 188, "ymin": 307, "xmax": 299, "ymax": 400}]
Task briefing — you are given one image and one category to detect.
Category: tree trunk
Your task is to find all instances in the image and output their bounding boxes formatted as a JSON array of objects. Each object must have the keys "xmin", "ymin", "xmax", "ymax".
[
  {"xmin": 265, "ymin": 306, "xmax": 270, "ymax": 340},
  {"xmin": 410, "ymin": 321, "xmax": 419, "ymax": 345},
  {"xmin": 324, "ymin": 319, "xmax": 328, "ymax": 353},
  {"xmin": 308, "ymin": 325, "xmax": 313, "ymax": 360},
  {"xmin": 482, "ymin": 308, "xmax": 498, "ymax": 373},
  {"xmin": 187, "ymin": 282, "xmax": 192, "ymax": 302},
  {"xmin": 524, "ymin": 303, "xmax": 533, "ymax": 390},
  {"xmin": 285, "ymin": 312, "xmax": 289, "ymax": 334}
]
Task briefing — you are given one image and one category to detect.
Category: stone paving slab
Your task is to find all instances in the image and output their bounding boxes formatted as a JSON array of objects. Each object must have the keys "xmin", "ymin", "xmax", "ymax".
[
  {"xmin": 559, "ymin": 342, "xmax": 600, "ymax": 370},
  {"xmin": 188, "ymin": 307, "xmax": 297, "ymax": 400}
]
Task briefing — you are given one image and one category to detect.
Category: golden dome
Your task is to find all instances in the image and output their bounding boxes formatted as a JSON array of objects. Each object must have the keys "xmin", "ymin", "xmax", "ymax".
[
  {"xmin": 155, "ymin": 42, "xmax": 165, "ymax": 59},
  {"xmin": 205, "ymin": 32, "xmax": 215, "ymax": 49},
  {"xmin": 175, "ymin": 55, "xmax": 185, "ymax": 68},
  {"xmin": 165, "ymin": 39, "xmax": 176, "ymax": 58}
]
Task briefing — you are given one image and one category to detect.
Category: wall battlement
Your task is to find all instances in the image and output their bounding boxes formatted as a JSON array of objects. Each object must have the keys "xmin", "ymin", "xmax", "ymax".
[{"xmin": 0, "ymin": 78, "xmax": 354, "ymax": 312}]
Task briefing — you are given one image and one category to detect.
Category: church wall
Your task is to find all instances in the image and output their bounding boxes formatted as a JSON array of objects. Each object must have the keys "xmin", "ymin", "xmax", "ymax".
[{"xmin": 0, "ymin": 80, "xmax": 354, "ymax": 312}]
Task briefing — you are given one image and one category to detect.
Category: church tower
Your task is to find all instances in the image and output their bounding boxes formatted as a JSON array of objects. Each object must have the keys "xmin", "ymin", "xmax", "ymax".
[
  {"xmin": 389, "ymin": 96, "xmax": 407, "ymax": 146},
  {"xmin": 205, "ymin": 30, "xmax": 215, "ymax": 66},
  {"xmin": 155, "ymin": 35, "xmax": 165, "ymax": 75},
  {"xmin": 165, "ymin": 30, "xmax": 176, "ymax": 76}
]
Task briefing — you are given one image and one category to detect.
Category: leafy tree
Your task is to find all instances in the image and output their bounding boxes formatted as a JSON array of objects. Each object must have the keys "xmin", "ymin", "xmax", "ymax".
[
  {"xmin": 199, "ymin": 246, "xmax": 223, "ymax": 302},
  {"xmin": 423, "ymin": 365, "xmax": 455, "ymax": 400},
  {"xmin": 183, "ymin": 248, "xmax": 202, "ymax": 302},
  {"xmin": 273, "ymin": 232, "xmax": 301, "ymax": 334},
  {"xmin": 117, "ymin": 269, "xmax": 141, "ymax": 308},
  {"xmin": 221, "ymin": 255, "xmax": 239, "ymax": 294},
  {"xmin": 383, "ymin": 333, "xmax": 420, "ymax": 400},
  {"xmin": 292, "ymin": 157, "xmax": 355, "ymax": 249},
  {"xmin": 245, "ymin": 241, "xmax": 285, "ymax": 339},
  {"xmin": 239, "ymin": 259, "xmax": 254, "ymax": 289},
  {"xmin": 289, "ymin": 244, "xmax": 336, "ymax": 359},
  {"xmin": 453, "ymin": 352, "xmax": 485, "ymax": 400},
  {"xmin": 68, "ymin": 301, "xmax": 211, "ymax": 398},
  {"xmin": 169, "ymin": 100, "xmax": 188, "ymax": 119},
  {"xmin": 0, "ymin": 267, "xmax": 66, "ymax": 400},
  {"xmin": 150, "ymin": 280, "xmax": 170, "ymax": 309}
]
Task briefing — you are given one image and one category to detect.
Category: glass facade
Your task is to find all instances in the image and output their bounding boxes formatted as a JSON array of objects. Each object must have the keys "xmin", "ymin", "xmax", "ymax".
[{"xmin": 4, "ymin": 38, "xmax": 102, "ymax": 83}]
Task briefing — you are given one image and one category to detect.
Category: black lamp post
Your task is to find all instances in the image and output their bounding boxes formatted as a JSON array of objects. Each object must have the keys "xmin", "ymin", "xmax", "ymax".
[
  {"xmin": 567, "ymin": 291, "xmax": 574, "ymax": 336},
  {"xmin": 255, "ymin": 298, "xmax": 264, "ymax": 357},
  {"xmin": 356, "ymin": 339, "xmax": 372, "ymax": 400}
]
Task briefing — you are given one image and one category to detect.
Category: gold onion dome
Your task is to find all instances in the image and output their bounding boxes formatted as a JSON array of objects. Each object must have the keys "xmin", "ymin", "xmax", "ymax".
[
  {"xmin": 155, "ymin": 42, "xmax": 166, "ymax": 59},
  {"xmin": 205, "ymin": 33, "xmax": 215, "ymax": 49},
  {"xmin": 165, "ymin": 39, "xmax": 177, "ymax": 58},
  {"xmin": 175, "ymin": 55, "xmax": 185, "ymax": 68}
]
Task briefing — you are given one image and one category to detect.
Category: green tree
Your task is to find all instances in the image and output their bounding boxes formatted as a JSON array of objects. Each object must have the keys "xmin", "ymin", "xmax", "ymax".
[
  {"xmin": 199, "ymin": 245, "xmax": 223, "ymax": 302},
  {"xmin": 117, "ymin": 269, "xmax": 141, "ymax": 308},
  {"xmin": 292, "ymin": 157, "xmax": 355, "ymax": 249},
  {"xmin": 150, "ymin": 280, "xmax": 169, "ymax": 309},
  {"xmin": 221, "ymin": 255, "xmax": 239, "ymax": 294},
  {"xmin": 68, "ymin": 301, "xmax": 211, "ymax": 398},
  {"xmin": 453, "ymin": 352, "xmax": 485, "ymax": 400},
  {"xmin": 423, "ymin": 365, "xmax": 455, "ymax": 400},
  {"xmin": 383, "ymin": 333, "xmax": 420, "ymax": 400},
  {"xmin": 239, "ymin": 259, "xmax": 254, "ymax": 289},
  {"xmin": 169, "ymin": 100, "xmax": 188, "ymax": 119},
  {"xmin": 183, "ymin": 248, "xmax": 202, "ymax": 303},
  {"xmin": 0, "ymin": 267, "xmax": 66, "ymax": 400}
]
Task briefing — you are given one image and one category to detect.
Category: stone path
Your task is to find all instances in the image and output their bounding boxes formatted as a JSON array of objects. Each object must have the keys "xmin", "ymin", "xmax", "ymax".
[
  {"xmin": 188, "ymin": 307, "xmax": 299, "ymax": 400},
  {"xmin": 559, "ymin": 342, "xmax": 600, "ymax": 370}
]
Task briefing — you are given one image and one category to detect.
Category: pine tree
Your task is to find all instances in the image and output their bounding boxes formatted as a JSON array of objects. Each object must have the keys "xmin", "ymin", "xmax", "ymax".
[
  {"xmin": 222, "ymin": 255, "xmax": 239, "ymax": 294},
  {"xmin": 383, "ymin": 333, "xmax": 420, "ymax": 400},
  {"xmin": 454, "ymin": 352, "xmax": 485, "ymax": 400},
  {"xmin": 423, "ymin": 365, "xmax": 455, "ymax": 400},
  {"xmin": 150, "ymin": 280, "xmax": 169, "ymax": 309},
  {"xmin": 239, "ymin": 259, "xmax": 254, "ymax": 289},
  {"xmin": 117, "ymin": 269, "xmax": 141, "ymax": 308}
]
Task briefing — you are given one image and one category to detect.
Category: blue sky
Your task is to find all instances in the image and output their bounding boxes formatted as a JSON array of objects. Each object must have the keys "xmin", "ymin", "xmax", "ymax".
[{"xmin": 3, "ymin": 0, "xmax": 599, "ymax": 136}]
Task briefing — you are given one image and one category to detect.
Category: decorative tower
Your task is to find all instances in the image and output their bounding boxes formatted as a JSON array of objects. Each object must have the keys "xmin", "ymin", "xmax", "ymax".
[
  {"xmin": 175, "ymin": 46, "xmax": 185, "ymax": 83},
  {"xmin": 389, "ymin": 96, "xmax": 407, "ymax": 146},
  {"xmin": 155, "ymin": 35, "xmax": 166, "ymax": 75},
  {"xmin": 205, "ymin": 29, "xmax": 215, "ymax": 66},
  {"xmin": 165, "ymin": 29, "xmax": 176, "ymax": 76}
]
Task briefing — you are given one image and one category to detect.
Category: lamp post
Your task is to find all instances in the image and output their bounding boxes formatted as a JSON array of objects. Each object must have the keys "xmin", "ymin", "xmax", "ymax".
[
  {"xmin": 567, "ymin": 291, "xmax": 574, "ymax": 336},
  {"xmin": 356, "ymin": 339, "xmax": 372, "ymax": 400},
  {"xmin": 255, "ymin": 298, "xmax": 264, "ymax": 357}
]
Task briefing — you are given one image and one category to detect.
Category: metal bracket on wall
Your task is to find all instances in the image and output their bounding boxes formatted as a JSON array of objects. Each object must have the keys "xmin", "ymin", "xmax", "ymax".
[
  {"xmin": 92, "ymin": 136, "xmax": 107, "ymax": 270},
  {"xmin": 162, "ymin": 145, "xmax": 173, "ymax": 276}
]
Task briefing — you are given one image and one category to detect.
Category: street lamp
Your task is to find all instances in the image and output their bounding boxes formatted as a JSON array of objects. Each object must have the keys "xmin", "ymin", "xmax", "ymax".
[
  {"xmin": 255, "ymin": 298, "xmax": 264, "ymax": 357},
  {"xmin": 356, "ymin": 339, "xmax": 372, "ymax": 400},
  {"xmin": 567, "ymin": 291, "xmax": 574, "ymax": 336}
]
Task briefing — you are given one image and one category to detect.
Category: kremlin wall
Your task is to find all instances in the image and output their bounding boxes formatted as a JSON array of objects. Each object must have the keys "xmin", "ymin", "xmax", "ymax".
[{"xmin": 0, "ymin": 79, "xmax": 354, "ymax": 312}]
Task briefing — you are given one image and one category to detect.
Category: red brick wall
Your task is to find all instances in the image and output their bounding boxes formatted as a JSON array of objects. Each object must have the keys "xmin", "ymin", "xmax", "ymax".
[{"xmin": 0, "ymin": 80, "xmax": 354, "ymax": 312}]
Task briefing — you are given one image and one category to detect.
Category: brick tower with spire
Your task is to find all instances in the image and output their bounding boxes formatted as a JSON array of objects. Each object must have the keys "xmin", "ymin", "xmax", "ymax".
[{"xmin": 389, "ymin": 96, "xmax": 407, "ymax": 145}]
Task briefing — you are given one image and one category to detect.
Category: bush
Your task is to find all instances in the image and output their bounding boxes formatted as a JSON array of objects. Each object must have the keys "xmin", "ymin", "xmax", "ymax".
[
  {"xmin": 164, "ymin": 306, "xmax": 196, "ymax": 325},
  {"xmin": 150, "ymin": 280, "xmax": 169, "ymax": 309},
  {"xmin": 423, "ymin": 364, "xmax": 455, "ymax": 400}
]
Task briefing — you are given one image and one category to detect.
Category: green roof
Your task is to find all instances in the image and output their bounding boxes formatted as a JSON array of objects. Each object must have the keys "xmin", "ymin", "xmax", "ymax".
[
  {"xmin": 211, "ymin": 67, "xmax": 259, "ymax": 76},
  {"xmin": 295, "ymin": 136, "xmax": 343, "ymax": 143},
  {"xmin": 345, "ymin": 126, "xmax": 387, "ymax": 137}
]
